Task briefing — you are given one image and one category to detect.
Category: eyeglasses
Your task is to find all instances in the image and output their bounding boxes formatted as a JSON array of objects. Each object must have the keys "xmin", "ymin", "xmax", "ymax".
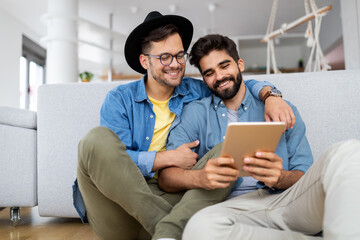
[{"xmin": 144, "ymin": 51, "xmax": 189, "ymax": 66}]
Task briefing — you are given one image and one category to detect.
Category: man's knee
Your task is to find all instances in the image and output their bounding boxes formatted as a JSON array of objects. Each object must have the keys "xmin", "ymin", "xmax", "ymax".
[
  {"xmin": 183, "ymin": 209, "xmax": 212, "ymax": 239},
  {"xmin": 79, "ymin": 126, "xmax": 118, "ymax": 150},
  {"xmin": 332, "ymin": 139, "xmax": 360, "ymax": 155},
  {"xmin": 78, "ymin": 126, "xmax": 125, "ymax": 169},
  {"xmin": 320, "ymin": 139, "xmax": 360, "ymax": 166},
  {"xmin": 194, "ymin": 143, "xmax": 223, "ymax": 170},
  {"xmin": 183, "ymin": 206, "xmax": 228, "ymax": 239},
  {"xmin": 207, "ymin": 142, "xmax": 223, "ymax": 159},
  {"xmin": 318, "ymin": 139, "xmax": 360, "ymax": 187}
]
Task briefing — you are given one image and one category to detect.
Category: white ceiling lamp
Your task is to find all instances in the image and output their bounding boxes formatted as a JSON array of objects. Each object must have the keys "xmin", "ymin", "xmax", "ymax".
[
  {"xmin": 208, "ymin": 3, "xmax": 216, "ymax": 13},
  {"xmin": 208, "ymin": 3, "xmax": 217, "ymax": 33},
  {"xmin": 169, "ymin": 4, "xmax": 177, "ymax": 14},
  {"xmin": 130, "ymin": 6, "xmax": 139, "ymax": 14}
]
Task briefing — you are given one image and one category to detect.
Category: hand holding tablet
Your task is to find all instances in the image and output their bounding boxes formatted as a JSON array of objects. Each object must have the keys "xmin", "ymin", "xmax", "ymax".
[{"xmin": 220, "ymin": 122, "xmax": 286, "ymax": 177}]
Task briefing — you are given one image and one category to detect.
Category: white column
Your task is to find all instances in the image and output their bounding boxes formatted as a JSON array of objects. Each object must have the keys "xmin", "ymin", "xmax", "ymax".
[
  {"xmin": 341, "ymin": 0, "xmax": 360, "ymax": 69},
  {"xmin": 45, "ymin": 0, "xmax": 78, "ymax": 83}
]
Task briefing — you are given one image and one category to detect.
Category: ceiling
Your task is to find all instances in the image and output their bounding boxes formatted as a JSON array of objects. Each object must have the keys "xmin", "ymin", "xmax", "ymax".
[
  {"xmin": 0, "ymin": 0, "xmax": 340, "ymax": 74},
  {"xmin": 79, "ymin": 0, "xmax": 336, "ymax": 39}
]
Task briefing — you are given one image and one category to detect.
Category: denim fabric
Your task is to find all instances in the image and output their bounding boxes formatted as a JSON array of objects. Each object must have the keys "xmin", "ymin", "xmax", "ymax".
[
  {"xmin": 72, "ymin": 179, "xmax": 88, "ymax": 223},
  {"xmin": 166, "ymin": 84, "xmax": 314, "ymax": 193}
]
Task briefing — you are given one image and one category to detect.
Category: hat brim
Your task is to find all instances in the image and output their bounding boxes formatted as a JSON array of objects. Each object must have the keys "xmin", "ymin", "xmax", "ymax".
[{"xmin": 125, "ymin": 15, "xmax": 193, "ymax": 74}]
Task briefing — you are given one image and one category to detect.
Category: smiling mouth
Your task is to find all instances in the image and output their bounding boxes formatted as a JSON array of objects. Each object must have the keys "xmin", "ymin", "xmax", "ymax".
[
  {"xmin": 166, "ymin": 71, "xmax": 179, "ymax": 76},
  {"xmin": 215, "ymin": 78, "xmax": 234, "ymax": 89},
  {"xmin": 218, "ymin": 80, "xmax": 230, "ymax": 88},
  {"xmin": 164, "ymin": 68, "xmax": 182, "ymax": 77}
]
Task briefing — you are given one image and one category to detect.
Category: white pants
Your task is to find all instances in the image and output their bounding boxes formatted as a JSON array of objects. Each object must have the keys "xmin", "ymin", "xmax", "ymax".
[{"xmin": 183, "ymin": 139, "xmax": 360, "ymax": 240}]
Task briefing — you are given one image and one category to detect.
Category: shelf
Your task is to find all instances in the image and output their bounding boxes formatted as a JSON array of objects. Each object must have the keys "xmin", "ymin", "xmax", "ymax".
[{"xmin": 244, "ymin": 67, "xmax": 305, "ymax": 74}]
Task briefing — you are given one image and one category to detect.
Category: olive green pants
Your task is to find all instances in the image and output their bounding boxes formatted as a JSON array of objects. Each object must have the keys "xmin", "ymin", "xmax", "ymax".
[{"xmin": 77, "ymin": 127, "xmax": 234, "ymax": 240}]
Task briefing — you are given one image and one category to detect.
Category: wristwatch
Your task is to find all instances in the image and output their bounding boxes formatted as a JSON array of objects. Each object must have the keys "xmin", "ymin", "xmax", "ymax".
[{"xmin": 262, "ymin": 88, "xmax": 282, "ymax": 102}]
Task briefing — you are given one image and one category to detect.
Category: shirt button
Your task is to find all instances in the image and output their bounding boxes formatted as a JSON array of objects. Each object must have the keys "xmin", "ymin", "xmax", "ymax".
[
  {"xmin": 214, "ymin": 105, "xmax": 217, "ymax": 108},
  {"xmin": 220, "ymin": 101, "xmax": 223, "ymax": 105},
  {"xmin": 150, "ymin": 115, "xmax": 154, "ymax": 118},
  {"xmin": 222, "ymin": 113, "xmax": 225, "ymax": 117},
  {"xmin": 223, "ymin": 136, "xmax": 225, "ymax": 140},
  {"xmin": 244, "ymin": 107, "xmax": 248, "ymax": 110},
  {"xmin": 146, "ymin": 136, "xmax": 149, "ymax": 140}
]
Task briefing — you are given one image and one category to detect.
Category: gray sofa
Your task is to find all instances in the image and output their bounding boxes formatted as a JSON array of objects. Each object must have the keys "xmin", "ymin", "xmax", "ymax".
[
  {"xmin": 36, "ymin": 69, "xmax": 360, "ymax": 218},
  {"xmin": 0, "ymin": 107, "xmax": 37, "ymax": 224},
  {"xmin": 1, "ymin": 70, "xmax": 359, "ymax": 220}
]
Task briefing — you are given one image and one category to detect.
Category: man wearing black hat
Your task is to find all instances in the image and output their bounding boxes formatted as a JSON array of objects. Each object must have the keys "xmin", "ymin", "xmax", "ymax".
[{"xmin": 73, "ymin": 11, "xmax": 295, "ymax": 240}]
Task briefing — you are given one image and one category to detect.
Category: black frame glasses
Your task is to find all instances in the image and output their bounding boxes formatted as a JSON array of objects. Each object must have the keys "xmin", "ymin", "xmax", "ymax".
[{"xmin": 144, "ymin": 51, "xmax": 189, "ymax": 66}]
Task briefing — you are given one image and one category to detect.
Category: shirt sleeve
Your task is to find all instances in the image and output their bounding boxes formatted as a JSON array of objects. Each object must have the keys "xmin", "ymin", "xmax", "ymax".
[
  {"xmin": 100, "ymin": 90, "xmax": 156, "ymax": 178},
  {"xmin": 194, "ymin": 78, "xmax": 212, "ymax": 98},
  {"xmin": 285, "ymin": 104, "xmax": 314, "ymax": 173},
  {"xmin": 244, "ymin": 79, "xmax": 275, "ymax": 101},
  {"xmin": 167, "ymin": 103, "xmax": 202, "ymax": 152}
]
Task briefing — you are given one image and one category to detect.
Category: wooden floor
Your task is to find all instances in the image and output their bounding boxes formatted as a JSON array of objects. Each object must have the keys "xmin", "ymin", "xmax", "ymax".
[{"xmin": 0, "ymin": 207, "xmax": 99, "ymax": 240}]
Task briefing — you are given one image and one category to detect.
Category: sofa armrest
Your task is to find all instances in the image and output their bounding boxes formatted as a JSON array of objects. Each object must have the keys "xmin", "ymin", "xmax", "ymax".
[{"xmin": 0, "ymin": 106, "xmax": 37, "ymax": 129}]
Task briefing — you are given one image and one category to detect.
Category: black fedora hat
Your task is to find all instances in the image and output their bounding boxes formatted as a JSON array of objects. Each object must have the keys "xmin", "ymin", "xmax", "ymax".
[{"xmin": 124, "ymin": 11, "xmax": 193, "ymax": 74}]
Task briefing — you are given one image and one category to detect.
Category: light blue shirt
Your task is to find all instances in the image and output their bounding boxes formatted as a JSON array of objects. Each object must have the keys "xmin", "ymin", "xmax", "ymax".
[
  {"xmin": 73, "ymin": 75, "xmax": 274, "ymax": 223},
  {"xmin": 166, "ymin": 84, "xmax": 313, "ymax": 195}
]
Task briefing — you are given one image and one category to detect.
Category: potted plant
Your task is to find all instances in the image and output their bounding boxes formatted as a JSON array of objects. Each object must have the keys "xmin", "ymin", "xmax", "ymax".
[{"xmin": 79, "ymin": 71, "xmax": 94, "ymax": 82}]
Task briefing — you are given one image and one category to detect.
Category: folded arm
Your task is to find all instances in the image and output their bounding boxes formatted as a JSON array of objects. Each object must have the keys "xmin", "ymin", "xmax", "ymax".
[
  {"xmin": 159, "ymin": 157, "xmax": 239, "ymax": 192},
  {"xmin": 100, "ymin": 91, "xmax": 199, "ymax": 178},
  {"xmin": 152, "ymin": 141, "xmax": 199, "ymax": 172}
]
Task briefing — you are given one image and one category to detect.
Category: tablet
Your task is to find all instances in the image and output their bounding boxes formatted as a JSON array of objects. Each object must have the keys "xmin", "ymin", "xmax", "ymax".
[{"xmin": 220, "ymin": 122, "xmax": 286, "ymax": 177}]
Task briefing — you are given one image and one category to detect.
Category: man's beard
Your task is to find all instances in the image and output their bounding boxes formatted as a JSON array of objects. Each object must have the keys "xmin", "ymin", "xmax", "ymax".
[
  {"xmin": 149, "ymin": 61, "xmax": 184, "ymax": 88},
  {"xmin": 210, "ymin": 71, "xmax": 243, "ymax": 100}
]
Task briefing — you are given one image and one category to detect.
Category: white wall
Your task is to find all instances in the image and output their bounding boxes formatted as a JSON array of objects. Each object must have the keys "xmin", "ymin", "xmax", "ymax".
[
  {"xmin": 0, "ymin": 8, "xmax": 41, "ymax": 108},
  {"xmin": 239, "ymin": 43, "xmax": 305, "ymax": 70},
  {"xmin": 320, "ymin": 0, "xmax": 343, "ymax": 53},
  {"xmin": 341, "ymin": 0, "xmax": 360, "ymax": 69}
]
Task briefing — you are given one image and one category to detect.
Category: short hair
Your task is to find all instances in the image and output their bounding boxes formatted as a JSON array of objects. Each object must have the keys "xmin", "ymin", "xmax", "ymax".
[
  {"xmin": 189, "ymin": 34, "xmax": 240, "ymax": 73},
  {"xmin": 141, "ymin": 24, "xmax": 180, "ymax": 54}
]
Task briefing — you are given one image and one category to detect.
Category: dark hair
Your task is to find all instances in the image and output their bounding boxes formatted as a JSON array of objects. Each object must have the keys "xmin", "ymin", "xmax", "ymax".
[
  {"xmin": 141, "ymin": 24, "xmax": 180, "ymax": 54},
  {"xmin": 189, "ymin": 34, "xmax": 240, "ymax": 73}
]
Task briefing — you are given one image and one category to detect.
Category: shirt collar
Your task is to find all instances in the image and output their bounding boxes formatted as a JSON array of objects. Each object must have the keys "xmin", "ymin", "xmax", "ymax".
[
  {"xmin": 172, "ymin": 77, "xmax": 189, "ymax": 97},
  {"xmin": 135, "ymin": 75, "xmax": 149, "ymax": 102},
  {"xmin": 211, "ymin": 95, "xmax": 225, "ymax": 110},
  {"xmin": 135, "ymin": 74, "xmax": 189, "ymax": 102},
  {"xmin": 211, "ymin": 85, "xmax": 254, "ymax": 111}
]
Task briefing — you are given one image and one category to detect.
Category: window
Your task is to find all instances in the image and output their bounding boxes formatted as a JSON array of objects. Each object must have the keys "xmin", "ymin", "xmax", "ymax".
[{"xmin": 20, "ymin": 35, "xmax": 46, "ymax": 111}]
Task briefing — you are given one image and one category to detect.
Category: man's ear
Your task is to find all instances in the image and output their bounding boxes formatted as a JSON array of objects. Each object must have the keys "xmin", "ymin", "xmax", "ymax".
[
  {"xmin": 238, "ymin": 59, "xmax": 245, "ymax": 72},
  {"xmin": 140, "ymin": 54, "xmax": 149, "ymax": 70}
]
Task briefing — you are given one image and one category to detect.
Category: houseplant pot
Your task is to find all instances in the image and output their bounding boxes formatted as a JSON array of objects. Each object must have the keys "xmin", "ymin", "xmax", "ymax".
[{"xmin": 79, "ymin": 71, "xmax": 94, "ymax": 82}]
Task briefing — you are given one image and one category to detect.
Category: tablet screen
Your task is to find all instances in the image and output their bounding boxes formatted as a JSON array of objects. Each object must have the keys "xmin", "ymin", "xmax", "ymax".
[{"xmin": 220, "ymin": 122, "xmax": 286, "ymax": 177}]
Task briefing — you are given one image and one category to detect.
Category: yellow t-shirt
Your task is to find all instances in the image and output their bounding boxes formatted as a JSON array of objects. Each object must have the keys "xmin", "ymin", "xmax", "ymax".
[
  {"xmin": 148, "ymin": 96, "xmax": 176, "ymax": 178},
  {"xmin": 148, "ymin": 96, "xmax": 176, "ymax": 152}
]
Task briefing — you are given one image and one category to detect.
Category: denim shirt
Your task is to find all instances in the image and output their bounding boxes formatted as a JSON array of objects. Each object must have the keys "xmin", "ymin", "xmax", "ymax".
[
  {"xmin": 166, "ymin": 84, "xmax": 313, "ymax": 192},
  {"xmin": 73, "ymin": 75, "xmax": 274, "ymax": 222}
]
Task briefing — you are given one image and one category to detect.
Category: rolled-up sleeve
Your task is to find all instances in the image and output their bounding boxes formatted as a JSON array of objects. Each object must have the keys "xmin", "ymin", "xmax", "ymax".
[
  {"xmin": 244, "ymin": 79, "xmax": 275, "ymax": 101},
  {"xmin": 135, "ymin": 150, "xmax": 157, "ymax": 178}
]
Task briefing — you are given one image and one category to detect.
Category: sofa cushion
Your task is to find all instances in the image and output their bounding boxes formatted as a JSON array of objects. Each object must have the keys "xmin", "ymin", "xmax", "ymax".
[{"xmin": 0, "ymin": 106, "xmax": 37, "ymax": 129}]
